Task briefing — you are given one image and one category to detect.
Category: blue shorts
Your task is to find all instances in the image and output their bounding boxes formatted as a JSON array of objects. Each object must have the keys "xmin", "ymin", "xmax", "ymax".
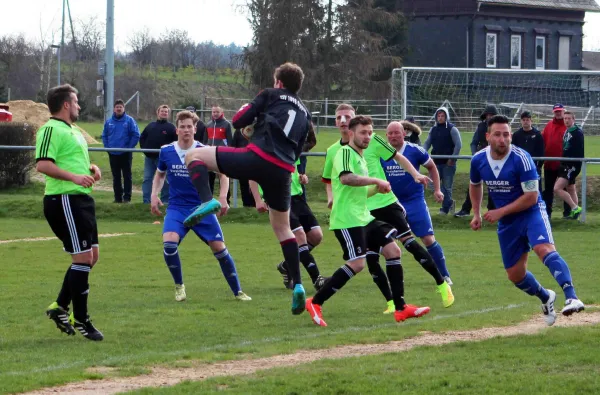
[
  {"xmin": 402, "ymin": 196, "xmax": 434, "ymax": 238},
  {"xmin": 497, "ymin": 202, "xmax": 554, "ymax": 269},
  {"xmin": 163, "ymin": 206, "xmax": 224, "ymax": 244}
]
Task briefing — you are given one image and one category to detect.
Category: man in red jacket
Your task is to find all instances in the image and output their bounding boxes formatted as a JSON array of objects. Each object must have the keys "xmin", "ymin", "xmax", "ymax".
[{"xmin": 542, "ymin": 104, "xmax": 570, "ymax": 219}]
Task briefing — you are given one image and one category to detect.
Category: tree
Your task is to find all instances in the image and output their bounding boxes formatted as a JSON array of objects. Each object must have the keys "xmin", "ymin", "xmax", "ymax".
[{"xmin": 128, "ymin": 28, "xmax": 157, "ymax": 67}]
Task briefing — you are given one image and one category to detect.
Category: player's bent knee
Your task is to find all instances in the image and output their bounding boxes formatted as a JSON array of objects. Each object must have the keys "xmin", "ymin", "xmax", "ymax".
[
  {"xmin": 347, "ymin": 258, "xmax": 365, "ymax": 273},
  {"xmin": 307, "ymin": 228, "xmax": 323, "ymax": 246},
  {"xmin": 381, "ymin": 241, "xmax": 401, "ymax": 259},
  {"xmin": 72, "ymin": 250, "xmax": 94, "ymax": 266},
  {"xmin": 421, "ymin": 235, "xmax": 435, "ymax": 246},
  {"xmin": 209, "ymin": 241, "xmax": 226, "ymax": 253},
  {"xmin": 163, "ymin": 232, "xmax": 180, "ymax": 244},
  {"xmin": 506, "ymin": 255, "xmax": 528, "ymax": 283},
  {"xmin": 533, "ymin": 243, "xmax": 555, "ymax": 259}
]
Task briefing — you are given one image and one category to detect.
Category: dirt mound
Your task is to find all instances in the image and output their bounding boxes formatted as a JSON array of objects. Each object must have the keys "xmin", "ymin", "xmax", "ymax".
[{"xmin": 0, "ymin": 100, "xmax": 98, "ymax": 144}]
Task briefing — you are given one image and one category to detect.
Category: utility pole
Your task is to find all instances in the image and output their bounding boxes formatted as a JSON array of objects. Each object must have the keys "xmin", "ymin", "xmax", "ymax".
[
  {"xmin": 58, "ymin": 0, "xmax": 66, "ymax": 85},
  {"xmin": 104, "ymin": 0, "xmax": 115, "ymax": 122}
]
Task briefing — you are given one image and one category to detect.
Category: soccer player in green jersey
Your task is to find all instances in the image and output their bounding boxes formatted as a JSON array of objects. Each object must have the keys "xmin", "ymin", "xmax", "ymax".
[
  {"xmin": 36, "ymin": 84, "xmax": 103, "ymax": 341},
  {"xmin": 306, "ymin": 115, "xmax": 431, "ymax": 327},
  {"xmin": 322, "ymin": 104, "xmax": 454, "ymax": 313}
]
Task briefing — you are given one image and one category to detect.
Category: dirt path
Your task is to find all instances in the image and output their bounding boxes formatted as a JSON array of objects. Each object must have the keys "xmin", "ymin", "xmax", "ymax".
[{"xmin": 21, "ymin": 311, "xmax": 600, "ymax": 395}]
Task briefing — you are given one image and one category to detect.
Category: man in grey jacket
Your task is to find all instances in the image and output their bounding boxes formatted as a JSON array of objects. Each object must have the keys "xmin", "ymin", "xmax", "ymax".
[{"xmin": 423, "ymin": 107, "xmax": 462, "ymax": 215}]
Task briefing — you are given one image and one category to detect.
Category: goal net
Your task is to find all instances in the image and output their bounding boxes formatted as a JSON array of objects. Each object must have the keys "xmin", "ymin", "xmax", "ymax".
[{"xmin": 391, "ymin": 67, "xmax": 600, "ymax": 134}]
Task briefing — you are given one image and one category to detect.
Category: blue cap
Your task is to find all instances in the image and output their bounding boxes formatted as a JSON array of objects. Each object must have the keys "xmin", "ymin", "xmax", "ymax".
[{"xmin": 553, "ymin": 103, "xmax": 565, "ymax": 112}]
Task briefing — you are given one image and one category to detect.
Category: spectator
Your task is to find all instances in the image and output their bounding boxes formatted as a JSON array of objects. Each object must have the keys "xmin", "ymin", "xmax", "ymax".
[
  {"xmin": 454, "ymin": 105, "xmax": 497, "ymax": 217},
  {"xmin": 423, "ymin": 107, "xmax": 462, "ymax": 215},
  {"xmin": 401, "ymin": 119, "xmax": 422, "ymax": 145},
  {"xmin": 140, "ymin": 104, "xmax": 177, "ymax": 204},
  {"xmin": 542, "ymin": 103, "xmax": 569, "ymax": 218},
  {"xmin": 205, "ymin": 105, "xmax": 233, "ymax": 201},
  {"xmin": 553, "ymin": 111, "xmax": 584, "ymax": 219},
  {"xmin": 185, "ymin": 106, "xmax": 206, "ymax": 142},
  {"xmin": 101, "ymin": 99, "xmax": 140, "ymax": 203},
  {"xmin": 512, "ymin": 111, "xmax": 545, "ymax": 188}
]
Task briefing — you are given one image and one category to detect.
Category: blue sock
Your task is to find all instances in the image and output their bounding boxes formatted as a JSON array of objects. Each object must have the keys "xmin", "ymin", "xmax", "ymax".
[
  {"xmin": 515, "ymin": 271, "xmax": 550, "ymax": 303},
  {"xmin": 426, "ymin": 242, "xmax": 450, "ymax": 278},
  {"xmin": 163, "ymin": 241, "xmax": 183, "ymax": 285},
  {"xmin": 543, "ymin": 251, "xmax": 577, "ymax": 300},
  {"xmin": 214, "ymin": 248, "xmax": 241, "ymax": 295}
]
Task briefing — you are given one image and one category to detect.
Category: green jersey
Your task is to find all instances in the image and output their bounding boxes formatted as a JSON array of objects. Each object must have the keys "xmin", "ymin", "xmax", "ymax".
[
  {"xmin": 330, "ymin": 145, "xmax": 374, "ymax": 230},
  {"xmin": 364, "ymin": 134, "xmax": 398, "ymax": 211},
  {"xmin": 35, "ymin": 118, "xmax": 92, "ymax": 195},
  {"xmin": 321, "ymin": 139, "xmax": 348, "ymax": 182},
  {"xmin": 291, "ymin": 159, "xmax": 303, "ymax": 196}
]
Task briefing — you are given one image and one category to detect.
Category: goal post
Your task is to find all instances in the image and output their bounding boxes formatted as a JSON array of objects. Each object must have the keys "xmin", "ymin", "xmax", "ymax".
[{"xmin": 391, "ymin": 67, "xmax": 600, "ymax": 134}]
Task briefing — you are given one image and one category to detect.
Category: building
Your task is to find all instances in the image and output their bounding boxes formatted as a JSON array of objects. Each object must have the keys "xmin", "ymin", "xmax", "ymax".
[{"xmin": 403, "ymin": 0, "xmax": 600, "ymax": 70}]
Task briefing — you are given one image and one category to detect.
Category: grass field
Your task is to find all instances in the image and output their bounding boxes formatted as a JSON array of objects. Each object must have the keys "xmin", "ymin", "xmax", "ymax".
[
  {"xmin": 0, "ymin": 214, "xmax": 599, "ymax": 394},
  {"xmin": 2, "ymin": 122, "xmax": 600, "ymax": 393}
]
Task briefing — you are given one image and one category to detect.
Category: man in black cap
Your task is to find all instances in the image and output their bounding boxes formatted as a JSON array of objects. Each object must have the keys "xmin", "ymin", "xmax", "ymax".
[
  {"xmin": 186, "ymin": 106, "xmax": 207, "ymax": 143},
  {"xmin": 454, "ymin": 105, "xmax": 497, "ymax": 217}
]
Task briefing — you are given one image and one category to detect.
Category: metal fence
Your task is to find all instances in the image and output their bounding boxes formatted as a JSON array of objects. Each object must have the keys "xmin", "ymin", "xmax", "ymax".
[{"xmin": 1, "ymin": 146, "xmax": 598, "ymax": 222}]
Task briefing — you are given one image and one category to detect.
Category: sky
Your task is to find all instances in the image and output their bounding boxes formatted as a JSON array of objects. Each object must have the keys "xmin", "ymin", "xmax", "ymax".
[{"xmin": 3, "ymin": 0, "xmax": 600, "ymax": 51}]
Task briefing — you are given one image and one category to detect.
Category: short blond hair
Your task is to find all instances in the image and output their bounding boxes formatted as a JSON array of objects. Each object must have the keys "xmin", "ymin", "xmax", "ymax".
[
  {"xmin": 335, "ymin": 103, "xmax": 355, "ymax": 113},
  {"xmin": 176, "ymin": 110, "xmax": 196, "ymax": 127}
]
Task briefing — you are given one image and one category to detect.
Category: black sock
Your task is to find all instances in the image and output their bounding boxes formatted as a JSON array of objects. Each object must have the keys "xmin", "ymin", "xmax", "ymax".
[
  {"xmin": 403, "ymin": 237, "xmax": 444, "ymax": 285},
  {"xmin": 313, "ymin": 264, "xmax": 355, "ymax": 305},
  {"xmin": 366, "ymin": 252, "xmax": 393, "ymax": 302},
  {"xmin": 299, "ymin": 244, "xmax": 320, "ymax": 283},
  {"xmin": 56, "ymin": 266, "xmax": 71, "ymax": 310},
  {"xmin": 69, "ymin": 263, "xmax": 91, "ymax": 322},
  {"xmin": 307, "ymin": 243, "xmax": 315, "ymax": 251},
  {"xmin": 385, "ymin": 257, "xmax": 406, "ymax": 310},
  {"xmin": 281, "ymin": 238, "xmax": 302, "ymax": 286},
  {"xmin": 187, "ymin": 160, "xmax": 214, "ymax": 203}
]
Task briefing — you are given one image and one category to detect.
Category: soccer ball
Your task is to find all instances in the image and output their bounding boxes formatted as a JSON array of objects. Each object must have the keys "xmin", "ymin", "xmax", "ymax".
[
  {"xmin": 241, "ymin": 123, "xmax": 255, "ymax": 140},
  {"xmin": 238, "ymin": 103, "xmax": 256, "ymax": 140}
]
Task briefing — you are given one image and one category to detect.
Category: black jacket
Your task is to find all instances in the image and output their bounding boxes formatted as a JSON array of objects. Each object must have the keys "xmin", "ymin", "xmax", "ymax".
[
  {"xmin": 470, "ymin": 121, "xmax": 489, "ymax": 154},
  {"xmin": 562, "ymin": 125, "xmax": 585, "ymax": 169},
  {"xmin": 139, "ymin": 119, "xmax": 177, "ymax": 158},
  {"xmin": 195, "ymin": 120, "xmax": 206, "ymax": 143},
  {"xmin": 512, "ymin": 127, "xmax": 544, "ymax": 172}
]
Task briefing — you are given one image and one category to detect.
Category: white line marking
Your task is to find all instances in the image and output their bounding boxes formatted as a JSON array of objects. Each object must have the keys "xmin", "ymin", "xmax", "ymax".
[{"xmin": 0, "ymin": 233, "xmax": 135, "ymax": 245}]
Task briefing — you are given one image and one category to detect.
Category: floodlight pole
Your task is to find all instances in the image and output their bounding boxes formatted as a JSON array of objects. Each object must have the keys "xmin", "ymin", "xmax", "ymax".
[{"xmin": 104, "ymin": 0, "xmax": 115, "ymax": 122}]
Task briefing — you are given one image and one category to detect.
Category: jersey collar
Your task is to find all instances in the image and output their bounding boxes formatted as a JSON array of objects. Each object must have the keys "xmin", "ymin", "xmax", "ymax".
[
  {"xmin": 485, "ymin": 145, "xmax": 512, "ymax": 178},
  {"xmin": 50, "ymin": 117, "xmax": 72, "ymax": 128}
]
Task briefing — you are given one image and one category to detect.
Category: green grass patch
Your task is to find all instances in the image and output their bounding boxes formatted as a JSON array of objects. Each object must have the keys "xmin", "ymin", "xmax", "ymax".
[{"xmin": 0, "ymin": 216, "xmax": 599, "ymax": 393}]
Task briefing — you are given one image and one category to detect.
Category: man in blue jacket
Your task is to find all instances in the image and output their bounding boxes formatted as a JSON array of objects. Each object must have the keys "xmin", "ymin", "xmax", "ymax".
[{"xmin": 102, "ymin": 99, "xmax": 140, "ymax": 203}]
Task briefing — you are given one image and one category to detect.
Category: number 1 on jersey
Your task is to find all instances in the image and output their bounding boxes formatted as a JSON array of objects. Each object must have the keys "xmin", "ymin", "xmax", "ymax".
[{"xmin": 283, "ymin": 109, "xmax": 297, "ymax": 136}]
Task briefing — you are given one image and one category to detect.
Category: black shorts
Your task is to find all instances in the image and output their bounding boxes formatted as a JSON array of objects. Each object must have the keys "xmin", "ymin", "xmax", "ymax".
[
  {"xmin": 558, "ymin": 164, "xmax": 581, "ymax": 185},
  {"xmin": 290, "ymin": 195, "xmax": 320, "ymax": 233},
  {"xmin": 43, "ymin": 194, "xmax": 98, "ymax": 254},
  {"xmin": 370, "ymin": 201, "xmax": 412, "ymax": 239},
  {"xmin": 333, "ymin": 220, "xmax": 397, "ymax": 261},
  {"xmin": 215, "ymin": 146, "xmax": 291, "ymax": 212}
]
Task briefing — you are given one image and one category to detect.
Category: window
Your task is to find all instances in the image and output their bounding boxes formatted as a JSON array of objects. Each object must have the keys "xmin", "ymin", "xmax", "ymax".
[
  {"xmin": 486, "ymin": 33, "xmax": 497, "ymax": 68},
  {"xmin": 511, "ymin": 35, "xmax": 522, "ymax": 69},
  {"xmin": 558, "ymin": 36, "xmax": 570, "ymax": 70},
  {"xmin": 535, "ymin": 36, "xmax": 546, "ymax": 70}
]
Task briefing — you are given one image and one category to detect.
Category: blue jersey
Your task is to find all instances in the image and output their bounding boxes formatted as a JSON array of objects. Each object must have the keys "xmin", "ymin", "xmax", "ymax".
[
  {"xmin": 157, "ymin": 141, "xmax": 204, "ymax": 208},
  {"xmin": 470, "ymin": 146, "xmax": 542, "ymax": 223},
  {"xmin": 381, "ymin": 142, "xmax": 431, "ymax": 201}
]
